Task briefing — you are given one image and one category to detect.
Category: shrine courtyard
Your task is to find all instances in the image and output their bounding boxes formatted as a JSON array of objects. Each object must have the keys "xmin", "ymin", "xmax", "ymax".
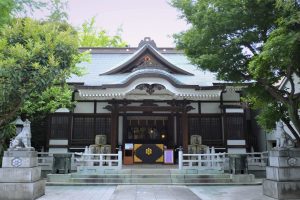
[{"xmin": 37, "ymin": 185, "xmax": 273, "ymax": 200}]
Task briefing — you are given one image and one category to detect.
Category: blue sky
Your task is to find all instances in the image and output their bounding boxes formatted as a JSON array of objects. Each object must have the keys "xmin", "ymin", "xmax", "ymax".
[{"xmin": 36, "ymin": 0, "xmax": 189, "ymax": 47}]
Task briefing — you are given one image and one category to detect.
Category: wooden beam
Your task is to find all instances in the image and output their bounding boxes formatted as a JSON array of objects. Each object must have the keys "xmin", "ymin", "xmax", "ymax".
[
  {"xmin": 181, "ymin": 110, "xmax": 188, "ymax": 153},
  {"xmin": 118, "ymin": 106, "xmax": 183, "ymax": 112},
  {"xmin": 110, "ymin": 104, "xmax": 118, "ymax": 153}
]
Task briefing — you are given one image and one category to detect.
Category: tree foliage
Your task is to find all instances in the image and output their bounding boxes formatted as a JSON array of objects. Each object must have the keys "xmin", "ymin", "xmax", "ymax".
[
  {"xmin": 172, "ymin": 0, "xmax": 300, "ymax": 143},
  {"xmin": 79, "ymin": 17, "xmax": 127, "ymax": 47},
  {"xmin": 0, "ymin": 0, "xmax": 14, "ymax": 26},
  {"xmin": 0, "ymin": 18, "xmax": 81, "ymax": 128},
  {"xmin": 0, "ymin": 0, "xmax": 46, "ymax": 26},
  {"xmin": 47, "ymin": 0, "xmax": 68, "ymax": 22},
  {"xmin": 21, "ymin": 85, "xmax": 74, "ymax": 119}
]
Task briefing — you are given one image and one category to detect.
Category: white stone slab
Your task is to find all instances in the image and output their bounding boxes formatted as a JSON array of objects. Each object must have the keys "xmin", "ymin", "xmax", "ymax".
[
  {"xmin": 266, "ymin": 166, "xmax": 300, "ymax": 181},
  {"xmin": 0, "ymin": 179, "xmax": 45, "ymax": 200},
  {"xmin": 2, "ymin": 156, "xmax": 37, "ymax": 168},
  {"xmin": 227, "ymin": 148, "xmax": 246, "ymax": 154},
  {"xmin": 0, "ymin": 167, "xmax": 41, "ymax": 182},
  {"xmin": 231, "ymin": 174, "xmax": 255, "ymax": 183},
  {"xmin": 49, "ymin": 139, "xmax": 68, "ymax": 145},
  {"xmin": 49, "ymin": 148, "xmax": 68, "ymax": 153},
  {"xmin": 269, "ymin": 149, "xmax": 300, "ymax": 157},
  {"xmin": 263, "ymin": 179, "xmax": 300, "ymax": 199},
  {"xmin": 4, "ymin": 150, "xmax": 37, "ymax": 157},
  {"xmin": 269, "ymin": 156, "xmax": 300, "ymax": 167},
  {"xmin": 227, "ymin": 140, "xmax": 246, "ymax": 145},
  {"xmin": 47, "ymin": 174, "xmax": 71, "ymax": 183}
]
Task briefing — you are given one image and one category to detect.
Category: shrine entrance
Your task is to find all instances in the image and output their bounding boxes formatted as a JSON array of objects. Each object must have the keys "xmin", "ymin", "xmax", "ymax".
[
  {"xmin": 123, "ymin": 116, "xmax": 174, "ymax": 164},
  {"xmin": 125, "ymin": 116, "xmax": 169, "ymax": 145}
]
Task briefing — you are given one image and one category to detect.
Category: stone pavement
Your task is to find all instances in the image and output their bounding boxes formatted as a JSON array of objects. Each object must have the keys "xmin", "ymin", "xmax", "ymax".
[
  {"xmin": 37, "ymin": 186, "xmax": 115, "ymax": 200},
  {"xmin": 190, "ymin": 185, "xmax": 275, "ymax": 200},
  {"xmin": 37, "ymin": 185, "xmax": 277, "ymax": 200},
  {"xmin": 109, "ymin": 185, "xmax": 201, "ymax": 200}
]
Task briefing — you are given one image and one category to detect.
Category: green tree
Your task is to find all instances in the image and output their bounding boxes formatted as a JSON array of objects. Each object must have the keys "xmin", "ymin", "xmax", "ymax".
[
  {"xmin": 0, "ymin": 0, "xmax": 46, "ymax": 26},
  {"xmin": 0, "ymin": 18, "xmax": 81, "ymax": 137},
  {"xmin": 79, "ymin": 17, "xmax": 127, "ymax": 47},
  {"xmin": 0, "ymin": 0, "xmax": 14, "ymax": 26},
  {"xmin": 20, "ymin": 85, "xmax": 75, "ymax": 150},
  {"xmin": 172, "ymin": 0, "xmax": 300, "ymax": 144},
  {"xmin": 47, "ymin": 0, "xmax": 68, "ymax": 22}
]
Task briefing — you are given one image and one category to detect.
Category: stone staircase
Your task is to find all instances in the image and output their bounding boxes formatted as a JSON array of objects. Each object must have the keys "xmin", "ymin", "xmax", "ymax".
[{"xmin": 47, "ymin": 168, "xmax": 258, "ymax": 185}]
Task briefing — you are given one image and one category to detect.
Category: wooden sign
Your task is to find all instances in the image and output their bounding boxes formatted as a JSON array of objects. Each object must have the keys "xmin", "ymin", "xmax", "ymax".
[{"xmin": 164, "ymin": 149, "xmax": 174, "ymax": 164}]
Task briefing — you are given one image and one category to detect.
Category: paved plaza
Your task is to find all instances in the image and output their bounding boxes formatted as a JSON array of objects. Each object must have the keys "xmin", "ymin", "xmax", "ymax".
[{"xmin": 37, "ymin": 185, "xmax": 275, "ymax": 200}]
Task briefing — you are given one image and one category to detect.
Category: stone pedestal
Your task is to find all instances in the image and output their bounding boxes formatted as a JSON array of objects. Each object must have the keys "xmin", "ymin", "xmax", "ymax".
[
  {"xmin": 0, "ymin": 149, "xmax": 45, "ymax": 200},
  {"xmin": 263, "ymin": 148, "xmax": 300, "ymax": 199}
]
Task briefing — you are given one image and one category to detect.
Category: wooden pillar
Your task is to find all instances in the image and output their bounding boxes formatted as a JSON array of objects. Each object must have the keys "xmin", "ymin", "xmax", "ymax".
[
  {"xmin": 110, "ymin": 103, "xmax": 119, "ymax": 153},
  {"xmin": 220, "ymin": 90, "xmax": 227, "ymax": 150},
  {"xmin": 181, "ymin": 110, "xmax": 188, "ymax": 152}
]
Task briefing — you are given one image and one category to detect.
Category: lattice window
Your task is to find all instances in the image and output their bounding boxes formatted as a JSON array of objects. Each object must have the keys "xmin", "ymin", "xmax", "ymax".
[
  {"xmin": 72, "ymin": 117, "xmax": 94, "ymax": 140},
  {"xmin": 200, "ymin": 117, "xmax": 222, "ymax": 141},
  {"xmin": 188, "ymin": 116, "xmax": 222, "ymax": 142},
  {"xmin": 188, "ymin": 117, "xmax": 201, "ymax": 136},
  {"xmin": 225, "ymin": 115, "xmax": 244, "ymax": 139},
  {"xmin": 95, "ymin": 117, "xmax": 111, "ymax": 142},
  {"xmin": 50, "ymin": 115, "xmax": 69, "ymax": 139}
]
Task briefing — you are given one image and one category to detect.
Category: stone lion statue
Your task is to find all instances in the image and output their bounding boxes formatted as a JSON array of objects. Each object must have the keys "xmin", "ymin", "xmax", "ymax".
[
  {"xmin": 10, "ymin": 119, "xmax": 32, "ymax": 149},
  {"xmin": 275, "ymin": 121, "xmax": 295, "ymax": 149}
]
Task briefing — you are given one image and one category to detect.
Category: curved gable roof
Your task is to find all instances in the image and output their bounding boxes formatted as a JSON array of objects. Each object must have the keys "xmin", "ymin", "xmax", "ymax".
[{"xmin": 101, "ymin": 44, "xmax": 193, "ymax": 76}]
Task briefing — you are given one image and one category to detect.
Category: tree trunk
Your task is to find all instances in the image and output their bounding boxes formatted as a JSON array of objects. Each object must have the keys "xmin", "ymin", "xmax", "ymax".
[{"xmin": 287, "ymin": 101, "xmax": 300, "ymax": 145}]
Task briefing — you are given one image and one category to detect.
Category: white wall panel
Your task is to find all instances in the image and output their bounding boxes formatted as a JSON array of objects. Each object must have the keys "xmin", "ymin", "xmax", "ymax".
[
  {"xmin": 96, "ymin": 102, "xmax": 110, "ymax": 113},
  {"xmin": 74, "ymin": 102, "xmax": 94, "ymax": 113},
  {"xmin": 223, "ymin": 90, "xmax": 240, "ymax": 101},
  {"xmin": 201, "ymin": 103, "xmax": 221, "ymax": 113},
  {"xmin": 188, "ymin": 102, "xmax": 198, "ymax": 114}
]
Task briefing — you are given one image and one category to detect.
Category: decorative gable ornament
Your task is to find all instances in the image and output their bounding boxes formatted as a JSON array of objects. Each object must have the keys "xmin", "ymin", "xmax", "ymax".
[{"xmin": 136, "ymin": 83, "xmax": 166, "ymax": 95}]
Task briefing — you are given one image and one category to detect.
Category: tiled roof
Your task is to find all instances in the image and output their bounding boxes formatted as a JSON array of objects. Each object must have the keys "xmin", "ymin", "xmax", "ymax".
[{"xmin": 67, "ymin": 48, "xmax": 219, "ymax": 87}]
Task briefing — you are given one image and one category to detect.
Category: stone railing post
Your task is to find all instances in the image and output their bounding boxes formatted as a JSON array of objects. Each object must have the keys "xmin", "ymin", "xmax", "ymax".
[
  {"xmin": 118, "ymin": 146, "xmax": 122, "ymax": 170},
  {"xmin": 178, "ymin": 146, "xmax": 183, "ymax": 170}
]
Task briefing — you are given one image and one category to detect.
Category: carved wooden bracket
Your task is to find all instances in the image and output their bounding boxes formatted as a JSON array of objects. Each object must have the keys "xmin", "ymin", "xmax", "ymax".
[{"xmin": 136, "ymin": 84, "xmax": 166, "ymax": 95}]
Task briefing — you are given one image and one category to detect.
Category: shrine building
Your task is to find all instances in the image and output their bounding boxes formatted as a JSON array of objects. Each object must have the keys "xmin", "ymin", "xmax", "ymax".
[{"xmin": 47, "ymin": 37, "xmax": 259, "ymax": 158}]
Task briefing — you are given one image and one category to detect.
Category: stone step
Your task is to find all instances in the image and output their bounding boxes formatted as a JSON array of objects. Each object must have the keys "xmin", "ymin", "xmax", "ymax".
[
  {"xmin": 71, "ymin": 173, "xmax": 231, "ymax": 179},
  {"xmin": 70, "ymin": 177, "xmax": 232, "ymax": 184},
  {"xmin": 47, "ymin": 171, "xmax": 258, "ymax": 185},
  {"xmin": 131, "ymin": 169, "xmax": 171, "ymax": 174},
  {"xmin": 71, "ymin": 174, "xmax": 171, "ymax": 179},
  {"xmin": 176, "ymin": 178, "xmax": 232, "ymax": 183},
  {"xmin": 70, "ymin": 177, "xmax": 171, "ymax": 184}
]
